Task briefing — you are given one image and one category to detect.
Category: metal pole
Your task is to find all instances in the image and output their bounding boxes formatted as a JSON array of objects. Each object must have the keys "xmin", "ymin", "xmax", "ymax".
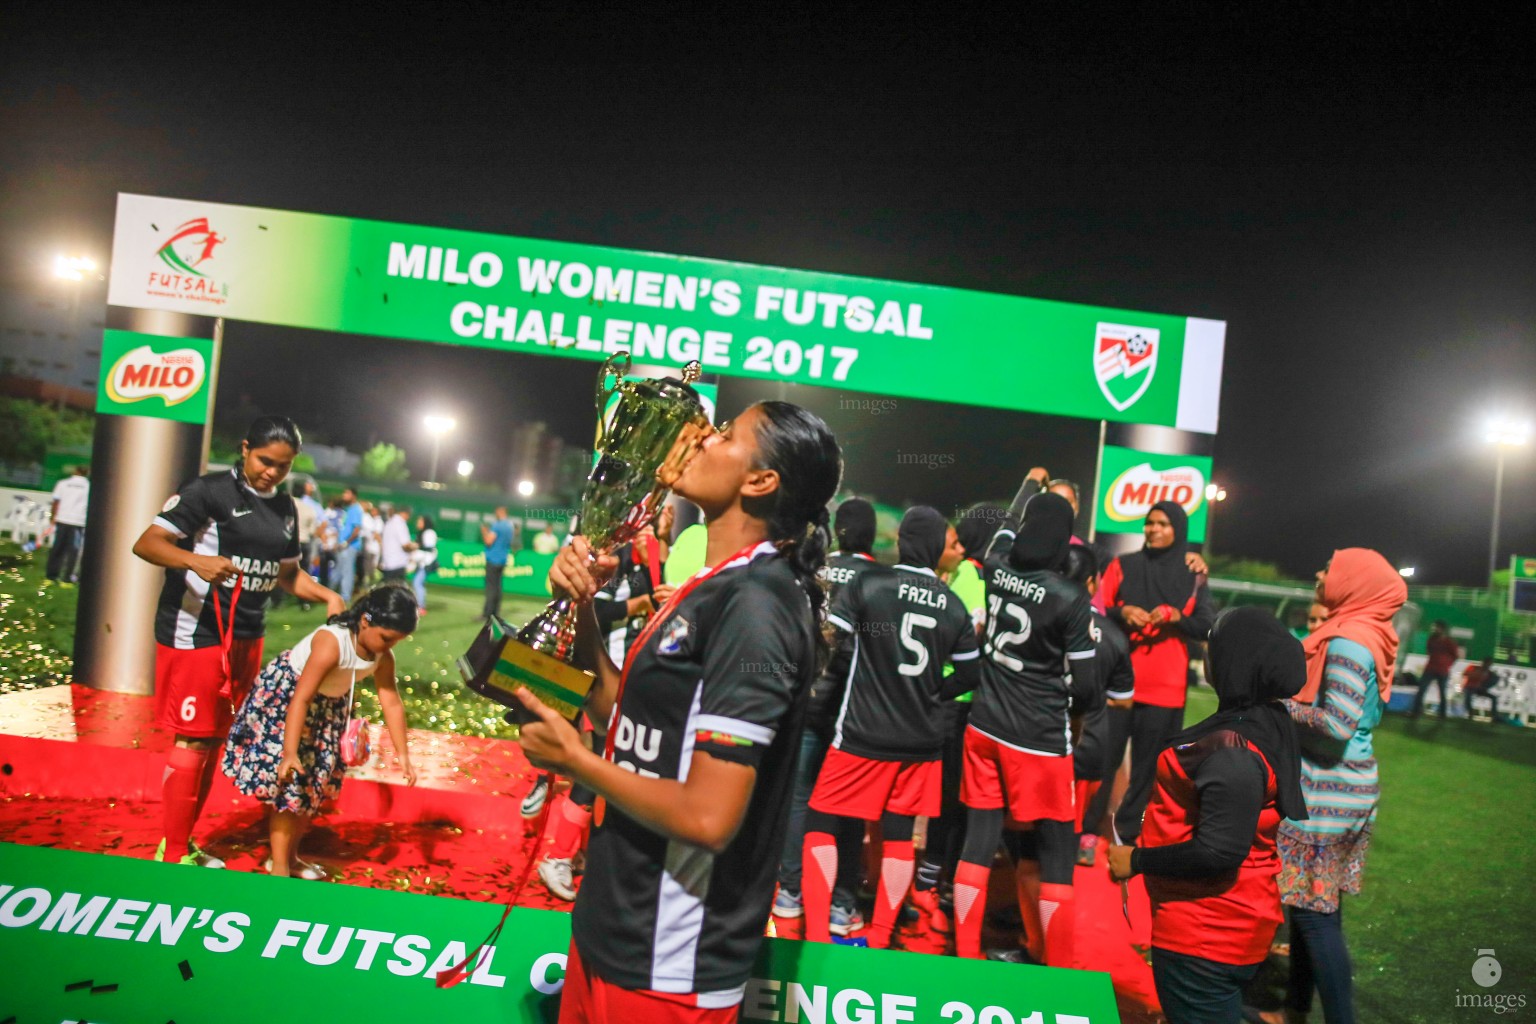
[
  {"xmin": 1490, "ymin": 447, "xmax": 1505, "ymax": 584},
  {"xmin": 1206, "ymin": 497, "xmax": 1216, "ymax": 558},
  {"xmin": 1087, "ymin": 419, "xmax": 1107, "ymax": 543},
  {"xmin": 429, "ymin": 434, "xmax": 442, "ymax": 485}
]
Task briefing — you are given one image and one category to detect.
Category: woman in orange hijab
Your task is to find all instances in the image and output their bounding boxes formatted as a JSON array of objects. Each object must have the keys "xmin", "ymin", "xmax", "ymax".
[{"xmin": 1261, "ymin": 549, "xmax": 1405, "ymax": 1024}]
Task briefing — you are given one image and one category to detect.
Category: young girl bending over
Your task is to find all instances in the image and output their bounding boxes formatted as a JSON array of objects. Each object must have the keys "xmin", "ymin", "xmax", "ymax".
[{"xmin": 223, "ymin": 585, "xmax": 419, "ymax": 878}]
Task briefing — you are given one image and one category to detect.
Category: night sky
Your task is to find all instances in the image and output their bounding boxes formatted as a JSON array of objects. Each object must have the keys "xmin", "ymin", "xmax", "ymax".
[{"xmin": 3, "ymin": 8, "xmax": 1532, "ymax": 584}]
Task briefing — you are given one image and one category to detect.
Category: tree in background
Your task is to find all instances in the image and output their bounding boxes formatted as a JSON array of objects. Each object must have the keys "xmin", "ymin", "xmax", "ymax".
[
  {"xmin": 359, "ymin": 442, "xmax": 410, "ymax": 482},
  {"xmin": 0, "ymin": 398, "xmax": 94, "ymax": 465}
]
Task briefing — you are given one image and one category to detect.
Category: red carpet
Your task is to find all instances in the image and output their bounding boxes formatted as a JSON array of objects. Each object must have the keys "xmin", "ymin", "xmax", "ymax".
[{"xmin": 0, "ymin": 685, "xmax": 1163, "ymax": 1021}]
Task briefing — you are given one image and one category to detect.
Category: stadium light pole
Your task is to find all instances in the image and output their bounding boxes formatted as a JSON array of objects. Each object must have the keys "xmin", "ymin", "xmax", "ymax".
[
  {"xmin": 1203, "ymin": 482, "xmax": 1227, "ymax": 556},
  {"xmin": 1484, "ymin": 416, "xmax": 1532, "ymax": 583},
  {"xmin": 423, "ymin": 414, "xmax": 456, "ymax": 486}
]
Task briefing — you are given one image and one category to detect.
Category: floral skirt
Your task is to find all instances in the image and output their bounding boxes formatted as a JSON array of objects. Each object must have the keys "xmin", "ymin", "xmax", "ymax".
[
  {"xmin": 222, "ymin": 651, "xmax": 350, "ymax": 815},
  {"xmin": 1277, "ymin": 823, "xmax": 1372, "ymax": 914}
]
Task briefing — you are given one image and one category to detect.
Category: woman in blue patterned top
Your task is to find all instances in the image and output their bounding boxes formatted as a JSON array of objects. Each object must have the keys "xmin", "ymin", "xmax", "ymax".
[{"xmin": 1269, "ymin": 548, "xmax": 1405, "ymax": 1024}]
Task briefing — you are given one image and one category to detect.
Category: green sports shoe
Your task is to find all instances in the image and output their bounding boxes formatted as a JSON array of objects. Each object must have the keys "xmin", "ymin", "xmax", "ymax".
[
  {"xmin": 186, "ymin": 840, "xmax": 226, "ymax": 869},
  {"xmin": 153, "ymin": 838, "xmax": 199, "ymax": 866}
]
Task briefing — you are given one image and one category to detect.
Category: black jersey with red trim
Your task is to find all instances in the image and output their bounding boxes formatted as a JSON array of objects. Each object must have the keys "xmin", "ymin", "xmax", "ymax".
[
  {"xmin": 572, "ymin": 544, "xmax": 817, "ymax": 997},
  {"xmin": 805, "ymin": 551, "xmax": 878, "ymax": 733},
  {"xmin": 151, "ymin": 468, "xmax": 300, "ymax": 648},
  {"xmin": 969, "ymin": 531, "xmax": 1097, "ymax": 756},
  {"xmin": 593, "ymin": 543, "xmax": 660, "ymax": 664},
  {"xmin": 826, "ymin": 563, "xmax": 980, "ymax": 761}
]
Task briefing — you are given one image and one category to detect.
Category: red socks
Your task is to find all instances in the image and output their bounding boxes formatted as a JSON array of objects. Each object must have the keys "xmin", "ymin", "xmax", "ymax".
[
  {"xmin": 953, "ymin": 860, "xmax": 991, "ymax": 959},
  {"xmin": 867, "ymin": 839, "xmax": 914, "ymax": 949},
  {"xmin": 161, "ymin": 746, "xmax": 211, "ymax": 857},
  {"xmin": 801, "ymin": 831, "xmax": 838, "ymax": 943},
  {"xmin": 543, "ymin": 793, "xmax": 592, "ymax": 861},
  {"xmin": 1040, "ymin": 881, "xmax": 1077, "ymax": 968}
]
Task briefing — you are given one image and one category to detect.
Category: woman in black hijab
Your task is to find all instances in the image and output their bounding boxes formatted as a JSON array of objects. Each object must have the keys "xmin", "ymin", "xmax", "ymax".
[
  {"xmin": 1098, "ymin": 500, "xmax": 1215, "ymax": 843},
  {"xmin": 1108, "ymin": 606, "xmax": 1306, "ymax": 1024}
]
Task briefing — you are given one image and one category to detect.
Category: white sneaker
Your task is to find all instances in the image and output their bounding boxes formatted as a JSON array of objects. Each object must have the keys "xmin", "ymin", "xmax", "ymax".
[
  {"xmin": 537, "ymin": 857, "xmax": 578, "ymax": 901},
  {"xmin": 187, "ymin": 840, "xmax": 226, "ymax": 869},
  {"xmin": 264, "ymin": 856, "xmax": 328, "ymax": 881},
  {"xmin": 521, "ymin": 775, "xmax": 550, "ymax": 818}
]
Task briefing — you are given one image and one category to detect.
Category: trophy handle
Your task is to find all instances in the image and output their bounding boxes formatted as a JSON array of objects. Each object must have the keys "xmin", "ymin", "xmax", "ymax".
[{"xmin": 596, "ymin": 352, "xmax": 632, "ymax": 421}]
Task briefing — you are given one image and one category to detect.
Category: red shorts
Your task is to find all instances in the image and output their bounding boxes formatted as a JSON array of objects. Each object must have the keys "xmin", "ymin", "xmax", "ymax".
[
  {"xmin": 960, "ymin": 726, "xmax": 1076, "ymax": 823},
  {"xmin": 154, "ymin": 639, "xmax": 264, "ymax": 739},
  {"xmin": 558, "ymin": 943, "xmax": 740, "ymax": 1024},
  {"xmin": 808, "ymin": 746, "xmax": 941, "ymax": 820}
]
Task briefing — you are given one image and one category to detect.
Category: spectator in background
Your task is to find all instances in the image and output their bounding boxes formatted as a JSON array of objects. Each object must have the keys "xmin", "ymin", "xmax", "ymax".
[
  {"xmin": 1410, "ymin": 620, "xmax": 1457, "ymax": 720},
  {"xmin": 46, "ymin": 464, "xmax": 90, "ymax": 583},
  {"xmin": 480, "ymin": 506, "xmax": 515, "ymax": 620},
  {"xmin": 533, "ymin": 523, "xmax": 561, "ymax": 555},
  {"xmin": 295, "ymin": 480, "xmax": 322, "ymax": 580},
  {"xmin": 1461, "ymin": 659, "xmax": 1502, "ymax": 720},
  {"xmin": 360, "ymin": 501, "xmax": 385, "ymax": 589},
  {"xmin": 317, "ymin": 498, "xmax": 342, "ymax": 589},
  {"xmin": 1307, "ymin": 601, "xmax": 1329, "ymax": 634},
  {"xmin": 379, "ymin": 505, "xmax": 415, "ymax": 582},
  {"xmin": 333, "ymin": 488, "xmax": 364, "ymax": 603},
  {"xmin": 410, "ymin": 513, "xmax": 437, "ymax": 611}
]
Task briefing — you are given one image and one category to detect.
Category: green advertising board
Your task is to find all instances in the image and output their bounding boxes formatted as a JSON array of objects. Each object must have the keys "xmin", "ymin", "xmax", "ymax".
[
  {"xmin": 107, "ymin": 194, "xmax": 1224, "ymax": 433},
  {"xmin": 0, "ymin": 842, "xmax": 1120, "ymax": 1023},
  {"xmin": 95, "ymin": 329, "xmax": 215, "ymax": 424},
  {"xmin": 430, "ymin": 538, "xmax": 555, "ymax": 597},
  {"xmin": 1093, "ymin": 444, "xmax": 1213, "ymax": 544}
]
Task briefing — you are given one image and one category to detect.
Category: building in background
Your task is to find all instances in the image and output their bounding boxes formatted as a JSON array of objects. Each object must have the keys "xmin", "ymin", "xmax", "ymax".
[{"xmin": 0, "ymin": 264, "xmax": 108, "ymax": 409}]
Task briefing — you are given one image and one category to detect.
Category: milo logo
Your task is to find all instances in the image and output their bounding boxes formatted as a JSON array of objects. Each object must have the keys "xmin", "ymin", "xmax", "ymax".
[
  {"xmin": 1103, "ymin": 461, "xmax": 1206, "ymax": 523},
  {"xmin": 105, "ymin": 345, "xmax": 207, "ymax": 407}
]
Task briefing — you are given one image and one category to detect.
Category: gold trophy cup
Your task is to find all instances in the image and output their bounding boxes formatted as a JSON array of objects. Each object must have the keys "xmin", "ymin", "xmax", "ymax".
[{"xmin": 459, "ymin": 354, "xmax": 710, "ymax": 724}]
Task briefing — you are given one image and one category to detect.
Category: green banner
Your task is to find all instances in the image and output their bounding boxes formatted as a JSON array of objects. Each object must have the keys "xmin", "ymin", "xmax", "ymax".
[
  {"xmin": 0, "ymin": 842, "xmax": 1120, "ymax": 1023},
  {"xmin": 430, "ymin": 539, "xmax": 554, "ymax": 597},
  {"xmin": 109, "ymin": 194, "xmax": 1224, "ymax": 432},
  {"xmin": 95, "ymin": 329, "xmax": 214, "ymax": 424},
  {"xmin": 1094, "ymin": 444, "xmax": 1213, "ymax": 543}
]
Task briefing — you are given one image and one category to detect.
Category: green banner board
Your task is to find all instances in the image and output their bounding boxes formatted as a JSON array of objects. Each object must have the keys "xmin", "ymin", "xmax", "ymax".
[
  {"xmin": 1094, "ymin": 444, "xmax": 1213, "ymax": 544},
  {"xmin": 1509, "ymin": 556, "xmax": 1536, "ymax": 614},
  {"xmin": 108, "ymin": 194, "xmax": 1224, "ymax": 433},
  {"xmin": 0, "ymin": 842, "xmax": 1120, "ymax": 1023},
  {"xmin": 430, "ymin": 539, "xmax": 555, "ymax": 597},
  {"xmin": 95, "ymin": 329, "xmax": 214, "ymax": 424}
]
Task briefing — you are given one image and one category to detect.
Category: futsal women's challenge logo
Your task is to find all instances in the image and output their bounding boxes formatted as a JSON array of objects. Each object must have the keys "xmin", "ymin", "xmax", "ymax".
[{"xmin": 146, "ymin": 217, "xmax": 229, "ymax": 305}]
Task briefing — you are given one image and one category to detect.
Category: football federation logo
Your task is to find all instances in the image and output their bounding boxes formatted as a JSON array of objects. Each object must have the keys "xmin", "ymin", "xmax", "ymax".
[{"xmin": 1095, "ymin": 323, "xmax": 1160, "ymax": 412}]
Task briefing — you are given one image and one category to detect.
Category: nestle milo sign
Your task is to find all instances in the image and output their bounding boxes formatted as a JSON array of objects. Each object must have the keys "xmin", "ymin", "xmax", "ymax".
[{"xmin": 1095, "ymin": 444, "xmax": 1212, "ymax": 543}]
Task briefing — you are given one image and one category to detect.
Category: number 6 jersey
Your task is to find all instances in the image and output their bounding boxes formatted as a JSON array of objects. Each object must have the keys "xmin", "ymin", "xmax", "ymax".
[{"xmin": 970, "ymin": 532, "xmax": 1098, "ymax": 757}]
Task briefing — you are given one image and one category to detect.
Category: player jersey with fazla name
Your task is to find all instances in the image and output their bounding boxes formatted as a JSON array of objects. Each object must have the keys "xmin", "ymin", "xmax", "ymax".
[
  {"xmin": 573, "ymin": 544, "xmax": 817, "ymax": 998},
  {"xmin": 969, "ymin": 530, "xmax": 1097, "ymax": 757},
  {"xmin": 152, "ymin": 468, "xmax": 300, "ymax": 649},
  {"xmin": 826, "ymin": 563, "xmax": 979, "ymax": 761}
]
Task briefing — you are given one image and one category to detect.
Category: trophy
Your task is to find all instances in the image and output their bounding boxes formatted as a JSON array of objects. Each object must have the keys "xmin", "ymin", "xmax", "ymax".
[{"xmin": 459, "ymin": 353, "xmax": 711, "ymax": 724}]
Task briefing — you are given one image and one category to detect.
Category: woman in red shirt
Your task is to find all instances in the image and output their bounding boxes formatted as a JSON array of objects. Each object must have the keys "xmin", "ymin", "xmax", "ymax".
[
  {"xmin": 1098, "ymin": 500, "xmax": 1215, "ymax": 842},
  {"xmin": 1108, "ymin": 606, "xmax": 1306, "ymax": 1024}
]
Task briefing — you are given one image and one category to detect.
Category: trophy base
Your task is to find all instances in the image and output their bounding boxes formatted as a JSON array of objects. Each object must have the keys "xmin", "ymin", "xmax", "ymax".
[{"xmin": 458, "ymin": 615, "xmax": 596, "ymax": 726}]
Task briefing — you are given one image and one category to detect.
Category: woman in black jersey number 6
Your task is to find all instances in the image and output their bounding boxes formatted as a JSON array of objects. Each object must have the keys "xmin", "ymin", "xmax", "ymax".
[
  {"xmin": 516, "ymin": 402, "xmax": 840, "ymax": 1024},
  {"xmin": 132, "ymin": 417, "xmax": 345, "ymax": 874}
]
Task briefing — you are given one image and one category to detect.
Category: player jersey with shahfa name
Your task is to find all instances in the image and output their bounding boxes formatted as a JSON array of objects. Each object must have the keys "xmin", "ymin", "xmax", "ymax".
[
  {"xmin": 572, "ymin": 544, "xmax": 817, "ymax": 998},
  {"xmin": 826, "ymin": 563, "xmax": 979, "ymax": 761},
  {"xmin": 969, "ymin": 530, "xmax": 1097, "ymax": 757},
  {"xmin": 151, "ymin": 468, "xmax": 300, "ymax": 649}
]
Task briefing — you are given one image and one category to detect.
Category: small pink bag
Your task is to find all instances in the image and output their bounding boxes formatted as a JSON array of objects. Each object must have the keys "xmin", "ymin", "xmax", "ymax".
[{"xmin": 340, "ymin": 668, "xmax": 371, "ymax": 767}]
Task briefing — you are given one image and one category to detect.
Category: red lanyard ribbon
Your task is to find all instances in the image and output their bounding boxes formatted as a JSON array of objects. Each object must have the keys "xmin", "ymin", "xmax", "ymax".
[{"xmin": 210, "ymin": 572, "xmax": 244, "ymax": 701}]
